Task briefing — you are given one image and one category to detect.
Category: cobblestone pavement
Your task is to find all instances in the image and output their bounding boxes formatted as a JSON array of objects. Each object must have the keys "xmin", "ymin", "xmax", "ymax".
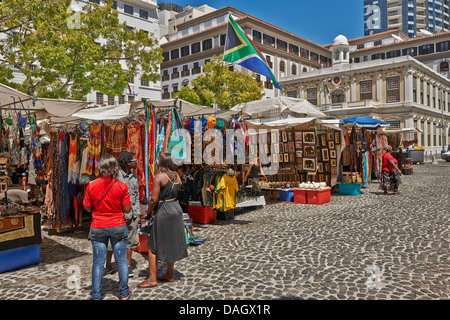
[{"xmin": 0, "ymin": 163, "xmax": 449, "ymax": 301}]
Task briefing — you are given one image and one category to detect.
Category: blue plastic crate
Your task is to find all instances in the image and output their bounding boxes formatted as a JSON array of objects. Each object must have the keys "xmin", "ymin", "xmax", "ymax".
[
  {"xmin": 279, "ymin": 189, "xmax": 294, "ymax": 202},
  {"xmin": 338, "ymin": 184, "xmax": 361, "ymax": 196}
]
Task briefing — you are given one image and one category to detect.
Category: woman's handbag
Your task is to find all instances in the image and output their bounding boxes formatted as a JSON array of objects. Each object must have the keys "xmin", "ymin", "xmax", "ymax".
[{"xmin": 139, "ymin": 176, "xmax": 175, "ymax": 236}]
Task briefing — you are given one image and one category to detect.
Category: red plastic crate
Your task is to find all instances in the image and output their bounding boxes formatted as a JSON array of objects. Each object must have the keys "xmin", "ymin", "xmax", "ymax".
[
  {"xmin": 306, "ymin": 188, "xmax": 331, "ymax": 205},
  {"xmin": 293, "ymin": 189, "xmax": 307, "ymax": 204},
  {"xmin": 188, "ymin": 206, "xmax": 217, "ymax": 224}
]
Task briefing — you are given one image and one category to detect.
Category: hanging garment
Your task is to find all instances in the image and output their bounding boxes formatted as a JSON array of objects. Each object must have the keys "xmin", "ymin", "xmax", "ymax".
[
  {"xmin": 127, "ymin": 121, "xmax": 145, "ymax": 201},
  {"xmin": 68, "ymin": 132, "xmax": 79, "ymax": 196},
  {"xmin": 60, "ymin": 133, "xmax": 70, "ymax": 226},
  {"xmin": 86, "ymin": 123, "xmax": 102, "ymax": 177},
  {"xmin": 79, "ymin": 139, "xmax": 90, "ymax": 184},
  {"xmin": 106, "ymin": 123, "xmax": 127, "ymax": 159}
]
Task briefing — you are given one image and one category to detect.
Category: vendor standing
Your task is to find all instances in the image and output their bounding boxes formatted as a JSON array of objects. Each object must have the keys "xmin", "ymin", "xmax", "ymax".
[{"xmin": 244, "ymin": 155, "xmax": 268, "ymax": 196}]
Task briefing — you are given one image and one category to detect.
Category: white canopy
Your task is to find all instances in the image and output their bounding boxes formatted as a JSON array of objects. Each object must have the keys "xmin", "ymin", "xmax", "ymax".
[
  {"xmin": 230, "ymin": 97, "xmax": 328, "ymax": 119},
  {"xmin": 0, "ymin": 82, "xmax": 88, "ymax": 118},
  {"xmin": 132, "ymin": 98, "xmax": 216, "ymax": 117},
  {"xmin": 247, "ymin": 117, "xmax": 317, "ymax": 130}
]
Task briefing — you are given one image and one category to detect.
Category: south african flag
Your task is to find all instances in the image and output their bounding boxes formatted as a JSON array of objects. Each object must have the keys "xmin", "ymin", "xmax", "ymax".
[{"xmin": 223, "ymin": 14, "xmax": 281, "ymax": 91}]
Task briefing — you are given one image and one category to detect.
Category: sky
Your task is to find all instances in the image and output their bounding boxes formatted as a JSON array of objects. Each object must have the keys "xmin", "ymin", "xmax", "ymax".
[{"xmin": 160, "ymin": 0, "xmax": 365, "ymax": 45}]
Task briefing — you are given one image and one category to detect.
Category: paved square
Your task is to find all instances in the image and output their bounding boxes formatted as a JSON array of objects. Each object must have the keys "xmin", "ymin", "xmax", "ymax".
[{"xmin": 0, "ymin": 163, "xmax": 449, "ymax": 300}]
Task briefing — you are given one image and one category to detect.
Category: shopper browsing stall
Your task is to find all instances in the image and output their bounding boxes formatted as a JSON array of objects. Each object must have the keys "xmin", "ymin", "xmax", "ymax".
[{"xmin": 379, "ymin": 145, "xmax": 402, "ymax": 195}]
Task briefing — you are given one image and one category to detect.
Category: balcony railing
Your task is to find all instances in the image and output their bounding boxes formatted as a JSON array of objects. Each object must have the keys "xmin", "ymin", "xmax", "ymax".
[
  {"xmin": 162, "ymin": 74, "xmax": 170, "ymax": 81},
  {"xmin": 171, "ymin": 72, "xmax": 179, "ymax": 79},
  {"xmin": 192, "ymin": 67, "xmax": 201, "ymax": 75},
  {"xmin": 181, "ymin": 70, "xmax": 191, "ymax": 77}
]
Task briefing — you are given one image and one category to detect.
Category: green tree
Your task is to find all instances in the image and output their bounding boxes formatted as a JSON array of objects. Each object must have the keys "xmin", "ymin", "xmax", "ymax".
[
  {"xmin": 0, "ymin": 0, "xmax": 162, "ymax": 100},
  {"xmin": 174, "ymin": 55, "xmax": 265, "ymax": 110}
]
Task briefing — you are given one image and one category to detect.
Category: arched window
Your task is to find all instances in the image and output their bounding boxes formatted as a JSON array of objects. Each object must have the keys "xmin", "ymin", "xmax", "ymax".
[
  {"xmin": 292, "ymin": 64, "xmax": 297, "ymax": 75},
  {"xmin": 332, "ymin": 89, "xmax": 345, "ymax": 103},
  {"xmin": 303, "ymin": 67, "xmax": 307, "ymax": 73},
  {"xmin": 280, "ymin": 60, "xmax": 285, "ymax": 72},
  {"xmin": 439, "ymin": 61, "xmax": 449, "ymax": 72}
]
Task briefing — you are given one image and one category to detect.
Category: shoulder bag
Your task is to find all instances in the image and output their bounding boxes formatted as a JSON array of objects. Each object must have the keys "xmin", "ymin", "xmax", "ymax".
[{"xmin": 93, "ymin": 179, "xmax": 117, "ymax": 210}]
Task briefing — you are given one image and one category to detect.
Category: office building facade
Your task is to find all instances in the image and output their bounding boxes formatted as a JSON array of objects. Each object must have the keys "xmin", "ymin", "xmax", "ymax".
[{"xmin": 364, "ymin": 0, "xmax": 450, "ymax": 37}]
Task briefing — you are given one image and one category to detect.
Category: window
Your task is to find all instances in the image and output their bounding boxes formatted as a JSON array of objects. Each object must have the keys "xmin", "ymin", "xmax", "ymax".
[
  {"xmin": 263, "ymin": 34, "xmax": 275, "ymax": 47},
  {"xmin": 280, "ymin": 60, "xmax": 285, "ymax": 72},
  {"xmin": 128, "ymin": 95, "xmax": 134, "ymax": 102},
  {"xmin": 265, "ymin": 55, "xmax": 273, "ymax": 68},
  {"xmin": 413, "ymin": 77, "xmax": 417, "ymax": 103},
  {"xmin": 170, "ymin": 49, "xmax": 179, "ymax": 60},
  {"xmin": 112, "ymin": 1, "xmax": 117, "ymax": 10},
  {"xmin": 124, "ymin": 4, "xmax": 134, "ymax": 15},
  {"xmin": 374, "ymin": 40, "xmax": 382, "ymax": 46},
  {"xmin": 89, "ymin": 0, "xmax": 100, "ymax": 4},
  {"xmin": 180, "ymin": 45, "xmax": 190, "ymax": 57},
  {"xmin": 300, "ymin": 48, "xmax": 309, "ymax": 59},
  {"xmin": 252, "ymin": 30, "xmax": 262, "ymax": 43},
  {"xmin": 191, "ymin": 42, "xmax": 201, "ymax": 54},
  {"xmin": 386, "ymin": 76, "xmax": 400, "ymax": 103},
  {"xmin": 202, "ymin": 39, "xmax": 213, "ymax": 51},
  {"xmin": 439, "ymin": 61, "xmax": 449, "ymax": 72},
  {"xmin": 388, "ymin": 121, "xmax": 401, "ymax": 129},
  {"xmin": 139, "ymin": 9, "xmax": 148, "ymax": 19},
  {"xmin": 418, "ymin": 44, "xmax": 434, "ymax": 55},
  {"xmin": 291, "ymin": 64, "xmax": 297, "ymax": 75},
  {"xmin": 310, "ymin": 52, "xmax": 319, "ymax": 62},
  {"xmin": 386, "ymin": 50, "xmax": 401, "ymax": 58},
  {"xmin": 332, "ymin": 90, "xmax": 345, "ymax": 103},
  {"xmin": 96, "ymin": 92, "xmax": 104, "ymax": 104},
  {"xmin": 307, "ymin": 88, "xmax": 317, "ymax": 105},
  {"xmin": 162, "ymin": 52, "xmax": 169, "ymax": 62},
  {"xmin": 108, "ymin": 96, "xmax": 115, "ymax": 105},
  {"xmin": 360, "ymin": 80, "xmax": 372, "ymax": 100},
  {"xmin": 289, "ymin": 44, "xmax": 299, "ymax": 55},
  {"xmin": 420, "ymin": 80, "xmax": 424, "ymax": 104},
  {"xmin": 277, "ymin": 39, "xmax": 287, "ymax": 52},
  {"xmin": 119, "ymin": 95, "xmax": 125, "ymax": 104},
  {"xmin": 436, "ymin": 41, "xmax": 450, "ymax": 52},
  {"xmin": 220, "ymin": 34, "xmax": 226, "ymax": 46},
  {"xmin": 141, "ymin": 79, "xmax": 149, "ymax": 87},
  {"xmin": 402, "ymin": 47, "xmax": 417, "ymax": 56}
]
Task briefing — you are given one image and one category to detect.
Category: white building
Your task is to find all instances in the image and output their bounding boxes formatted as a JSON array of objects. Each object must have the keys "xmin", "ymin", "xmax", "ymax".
[{"xmin": 3, "ymin": 0, "xmax": 162, "ymax": 105}]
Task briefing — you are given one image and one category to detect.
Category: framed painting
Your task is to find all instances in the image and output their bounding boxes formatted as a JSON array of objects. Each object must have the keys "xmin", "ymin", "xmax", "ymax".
[
  {"xmin": 330, "ymin": 149, "xmax": 337, "ymax": 159},
  {"xmin": 271, "ymin": 131, "xmax": 278, "ymax": 143},
  {"xmin": 295, "ymin": 140, "xmax": 302, "ymax": 150},
  {"xmin": 295, "ymin": 131, "xmax": 303, "ymax": 141},
  {"xmin": 296, "ymin": 150, "xmax": 303, "ymax": 158},
  {"xmin": 279, "ymin": 153, "xmax": 284, "ymax": 163},
  {"xmin": 302, "ymin": 131, "xmax": 315, "ymax": 144},
  {"xmin": 303, "ymin": 145, "xmax": 316, "ymax": 158},
  {"xmin": 328, "ymin": 141, "xmax": 335, "ymax": 150},
  {"xmin": 288, "ymin": 131, "xmax": 293, "ymax": 142},
  {"xmin": 334, "ymin": 131, "xmax": 340, "ymax": 145},
  {"xmin": 327, "ymin": 132, "xmax": 334, "ymax": 141},
  {"xmin": 288, "ymin": 142, "xmax": 295, "ymax": 153},
  {"xmin": 289, "ymin": 153, "xmax": 295, "ymax": 163},
  {"xmin": 282, "ymin": 131, "xmax": 288, "ymax": 142},
  {"xmin": 317, "ymin": 162, "xmax": 323, "ymax": 173},
  {"xmin": 331, "ymin": 159, "xmax": 337, "ymax": 167},
  {"xmin": 324, "ymin": 162, "xmax": 330, "ymax": 173},
  {"xmin": 320, "ymin": 134, "xmax": 327, "ymax": 147},
  {"xmin": 303, "ymin": 157, "xmax": 316, "ymax": 172},
  {"xmin": 284, "ymin": 153, "xmax": 289, "ymax": 163},
  {"xmin": 322, "ymin": 148, "xmax": 329, "ymax": 161},
  {"xmin": 331, "ymin": 167, "xmax": 337, "ymax": 175}
]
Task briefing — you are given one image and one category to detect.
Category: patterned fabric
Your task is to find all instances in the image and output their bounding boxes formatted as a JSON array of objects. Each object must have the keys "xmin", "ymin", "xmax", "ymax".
[
  {"xmin": 127, "ymin": 122, "xmax": 145, "ymax": 201},
  {"xmin": 106, "ymin": 123, "xmax": 127, "ymax": 160},
  {"xmin": 379, "ymin": 171, "xmax": 399, "ymax": 192},
  {"xmin": 86, "ymin": 123, "xmax": 102, "ymax": 177},
  {"xmin": 68, "ymin": 133, "xmax": 79, "ymax": 196}
]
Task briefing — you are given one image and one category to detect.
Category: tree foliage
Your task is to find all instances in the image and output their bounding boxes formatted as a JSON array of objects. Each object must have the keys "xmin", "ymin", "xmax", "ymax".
[
  {"xmin": 0, "ymin": 0, "xmax": 163, "ymax": 99},
  {"xmin": 174, "ymin": 55, "xmax": 265, "ymax": 110}
]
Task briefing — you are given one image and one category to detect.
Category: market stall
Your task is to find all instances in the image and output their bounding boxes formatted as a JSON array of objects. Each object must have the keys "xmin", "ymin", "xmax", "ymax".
[
  {"xmin": 0, "ymin": 83, "xmax": 89, "ymax": 273},
  {"xmin": 246, "ymin": 117, "xmax": 344, "ymax": 204},
  {"xmin": 338, "ymin": 116, "xmax": 390, "ymax": 195}
]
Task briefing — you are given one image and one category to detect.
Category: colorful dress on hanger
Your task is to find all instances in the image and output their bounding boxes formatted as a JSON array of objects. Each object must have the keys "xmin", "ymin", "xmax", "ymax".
[{"xmin": 86, "ymin": 123, "xmax": 102, "ymax": 177}]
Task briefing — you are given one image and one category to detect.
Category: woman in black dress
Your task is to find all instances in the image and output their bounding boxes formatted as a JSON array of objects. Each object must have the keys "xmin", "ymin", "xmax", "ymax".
[{"xmin": 137, "ymin": 153, "xmax": 188, "ymax": 288}]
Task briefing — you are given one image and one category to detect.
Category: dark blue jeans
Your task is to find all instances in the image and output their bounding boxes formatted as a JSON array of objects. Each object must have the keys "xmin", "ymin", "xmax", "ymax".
[{"xmin": 89, "ymin": 225, "xmax": 129, "ymax": 300}]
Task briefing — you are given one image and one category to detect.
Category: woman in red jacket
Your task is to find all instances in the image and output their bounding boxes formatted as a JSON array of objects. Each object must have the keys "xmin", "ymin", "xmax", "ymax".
[
  {"xmin": 379, "ymin": 145, "xmax": 402, "ymax": 195},
  {"xmin": 84, "ymin": 155, "xmax": 132, "ymax": 300}
]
